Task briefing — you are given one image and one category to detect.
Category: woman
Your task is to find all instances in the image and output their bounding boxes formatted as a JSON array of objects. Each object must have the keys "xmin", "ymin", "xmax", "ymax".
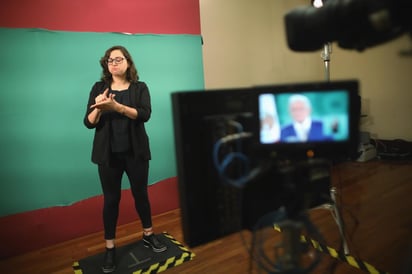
[{"xmin": 84, "ymin": 45, "xmax": 166, "ymax": 273}]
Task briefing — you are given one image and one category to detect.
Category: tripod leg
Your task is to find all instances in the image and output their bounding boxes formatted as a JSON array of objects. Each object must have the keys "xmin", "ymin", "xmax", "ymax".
[{"xmin": 330, "ymin": 187, "xmax": 350, "ymax": 255}]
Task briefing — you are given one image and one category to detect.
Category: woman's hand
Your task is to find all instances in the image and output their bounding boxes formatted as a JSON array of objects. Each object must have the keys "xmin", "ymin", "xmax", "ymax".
[
  {"xmin": 94, "ymin": 88, "xmax": 109, "ymax": 105},
  {"xmin": 90, "ymin": 88, "xmax": 120, "ymax": 111}
]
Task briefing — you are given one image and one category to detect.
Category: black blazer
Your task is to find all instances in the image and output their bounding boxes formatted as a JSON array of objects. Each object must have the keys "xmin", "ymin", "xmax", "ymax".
[{"xmin": 83, "ymin": 81, "xmax": 152, "ymax": 165}]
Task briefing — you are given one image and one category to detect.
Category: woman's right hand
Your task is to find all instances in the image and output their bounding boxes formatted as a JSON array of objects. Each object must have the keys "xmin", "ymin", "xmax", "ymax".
[
  {"xmin": 87, "ymin": 88, "xmax": 108, "ymax": 125},
  {"xmin": 94, "ymin": 88, "xmax": 109, "ymax": 105}
]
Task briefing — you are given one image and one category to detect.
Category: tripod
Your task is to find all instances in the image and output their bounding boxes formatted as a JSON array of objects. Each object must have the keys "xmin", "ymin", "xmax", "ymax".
[
  {"xmin": 250, "ymin": 159, "xmax": 332, "ymax": 274},
  {"xmin": 313, "ymin": 184, "xmax": 350, "ymax": 255}
]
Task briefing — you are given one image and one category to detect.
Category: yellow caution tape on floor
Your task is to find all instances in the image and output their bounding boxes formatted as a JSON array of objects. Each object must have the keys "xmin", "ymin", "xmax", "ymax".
[
  {"xmin": 274, "ymin": 225, "xmax": 390, "ymax": 274},
  {"xmin": 133, "ymin": 232, "xmax": 195, "ymax": 274},
  {"xmin": 72, "ymin": 261, "xmax": 83, "ymax": 274}
]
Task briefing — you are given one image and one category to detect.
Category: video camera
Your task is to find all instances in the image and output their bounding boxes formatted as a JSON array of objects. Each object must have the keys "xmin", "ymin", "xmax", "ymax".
[
  {"xmin": 171, "ymin": 80, "xmax": 360, "ymax": 273},
  {"xmin": 169, "ymin": 2, "xmax": 412, "ymax": 272},
  {"xmin": 171, "ymin": 80, "xmax": 360, "ymax": 248}
]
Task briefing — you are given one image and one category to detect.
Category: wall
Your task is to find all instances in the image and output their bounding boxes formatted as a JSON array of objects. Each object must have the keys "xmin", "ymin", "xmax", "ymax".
[{"xmin": 200, "ymin": 0, "xmax": 412, "ymax": 140}]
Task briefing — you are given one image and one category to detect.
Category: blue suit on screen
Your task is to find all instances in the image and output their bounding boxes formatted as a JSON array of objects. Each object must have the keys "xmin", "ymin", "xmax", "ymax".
[{"xmin": 281, "ymin": 120, "xmax": 330, "ymax": 142}]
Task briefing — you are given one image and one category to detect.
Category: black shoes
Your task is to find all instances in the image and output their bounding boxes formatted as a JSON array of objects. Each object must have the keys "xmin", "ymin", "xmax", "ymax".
[
  {"xmin": 102, "ymin": 247, "xmax": 116, "ymax": 273},
  {"xmin": 143, "ymin": 234, "xmax": 167, "ymax": 252},
  {"xmin": 101, "ymin": 234, "xmax": 165, "ymax": 273}
]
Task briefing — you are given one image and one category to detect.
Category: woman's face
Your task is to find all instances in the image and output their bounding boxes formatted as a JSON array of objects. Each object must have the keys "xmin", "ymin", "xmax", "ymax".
[{"xmin": 107, "ymin": 49, "xmax": 129, "ymax": 78}]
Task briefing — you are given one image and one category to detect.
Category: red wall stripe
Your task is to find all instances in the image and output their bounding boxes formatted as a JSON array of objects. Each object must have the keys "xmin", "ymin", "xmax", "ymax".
[
  {"xmin": 0, "ymin": 0, "xmax": 200, "ymax": 34},
  {"xmin": 0, "ymin": 177, "xmax": 179, "ymax": 259}
]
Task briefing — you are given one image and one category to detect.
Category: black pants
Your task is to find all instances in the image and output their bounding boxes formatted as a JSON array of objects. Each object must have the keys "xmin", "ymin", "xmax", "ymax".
[{"xmin": 98, "ymin": 152, "xmax": 152, "ymax": 239}]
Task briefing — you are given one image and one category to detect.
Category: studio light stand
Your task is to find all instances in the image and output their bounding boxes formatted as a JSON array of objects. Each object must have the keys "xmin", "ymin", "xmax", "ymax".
[
  {"xmin": 313, "ymin": 0, "xmax": 350, "ymax": 255},
  {"xmin": 321, "ymin": 43, "xmax": 332, "ymax": 82},
  {"xmin": 315, "ymin": 186, "xmax": 350, "ymax": 255}
]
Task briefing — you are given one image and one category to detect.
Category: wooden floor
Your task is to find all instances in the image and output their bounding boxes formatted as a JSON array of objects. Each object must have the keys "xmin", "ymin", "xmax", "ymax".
[{"xmin": 1, "ymin": 159, "xmax": 411, "ymax": 274}]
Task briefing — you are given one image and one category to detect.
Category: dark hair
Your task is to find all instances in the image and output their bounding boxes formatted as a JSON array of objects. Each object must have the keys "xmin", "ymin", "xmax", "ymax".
[{"xmin": 99, "ymin": 45, "xmax": 139, "ymax": 84}]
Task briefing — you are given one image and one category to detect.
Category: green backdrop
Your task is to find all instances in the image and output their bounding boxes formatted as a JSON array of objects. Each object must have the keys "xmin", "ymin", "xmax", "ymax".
[{"xmin": 0, "ymin": 28, "xmax": 204, "ymax": 217}]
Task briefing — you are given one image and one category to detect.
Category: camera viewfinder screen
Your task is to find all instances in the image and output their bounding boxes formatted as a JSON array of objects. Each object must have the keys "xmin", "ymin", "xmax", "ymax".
[{"xmin": 259, "ymin": 90, "xmax": 349, "ymax": 144}]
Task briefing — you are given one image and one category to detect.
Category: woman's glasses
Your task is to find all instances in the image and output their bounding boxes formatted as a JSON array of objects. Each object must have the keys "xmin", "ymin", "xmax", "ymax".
[{"xmin": 107, "ymin": 57, "xmax": 125, "ymax": 65}]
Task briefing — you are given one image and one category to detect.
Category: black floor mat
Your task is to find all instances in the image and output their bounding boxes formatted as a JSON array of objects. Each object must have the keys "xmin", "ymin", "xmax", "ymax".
[{"xmin": 73, "ymin": 232, "xmax": 194, "ymax": 274}]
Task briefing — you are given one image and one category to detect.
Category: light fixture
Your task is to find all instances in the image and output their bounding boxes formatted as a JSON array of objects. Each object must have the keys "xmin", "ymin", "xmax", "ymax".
[{"xmin": 312, "ymin": 0, "xmax": 324, "ymax": 8}]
